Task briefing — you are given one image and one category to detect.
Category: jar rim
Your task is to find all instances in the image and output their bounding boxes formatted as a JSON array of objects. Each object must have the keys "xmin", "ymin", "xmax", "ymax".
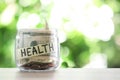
[{"xmin": 17, "ymin": 28, "xmax": 57, "ymax": 33}]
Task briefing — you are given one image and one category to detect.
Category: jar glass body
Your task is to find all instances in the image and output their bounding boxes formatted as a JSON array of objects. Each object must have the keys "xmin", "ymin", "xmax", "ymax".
[{"xmin": 15, "ymin": 29, "xmax": 60, "ymax": 72}]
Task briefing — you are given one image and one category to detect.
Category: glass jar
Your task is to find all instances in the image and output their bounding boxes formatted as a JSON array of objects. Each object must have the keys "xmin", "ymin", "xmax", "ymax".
[{"xmin": 15, "ymin": 29, "xmax": 60, "ymax": 72}]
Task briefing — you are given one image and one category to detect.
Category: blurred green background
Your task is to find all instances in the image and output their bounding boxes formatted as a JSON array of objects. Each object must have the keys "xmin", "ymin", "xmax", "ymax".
[{"xmin": 0, "ymin": 0, "xmax": 120, "ymax": 68}]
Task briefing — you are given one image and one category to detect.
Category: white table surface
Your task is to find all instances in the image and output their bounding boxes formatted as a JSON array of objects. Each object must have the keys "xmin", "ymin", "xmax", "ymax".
[{"xmin": 0, "ymin": 68, "xmax": 120, "ymax": 80}]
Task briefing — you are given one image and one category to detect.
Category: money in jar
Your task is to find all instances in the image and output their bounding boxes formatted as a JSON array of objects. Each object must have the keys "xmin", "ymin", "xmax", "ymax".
[{"xmin": 15, "ymin": 25, "xmax": 60, "ymax": 72}]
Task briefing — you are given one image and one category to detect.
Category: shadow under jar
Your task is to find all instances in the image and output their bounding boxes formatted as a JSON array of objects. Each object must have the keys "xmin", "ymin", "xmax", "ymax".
[{"xmin": 15, "ymin": 29, "xmax": 60, "ymax": 72}]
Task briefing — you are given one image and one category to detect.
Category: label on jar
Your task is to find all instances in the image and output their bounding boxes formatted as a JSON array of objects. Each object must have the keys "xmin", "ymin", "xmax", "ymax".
[{"xmin": 17, "ymin": 42, "xmax": 55, "ymax": 59}]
